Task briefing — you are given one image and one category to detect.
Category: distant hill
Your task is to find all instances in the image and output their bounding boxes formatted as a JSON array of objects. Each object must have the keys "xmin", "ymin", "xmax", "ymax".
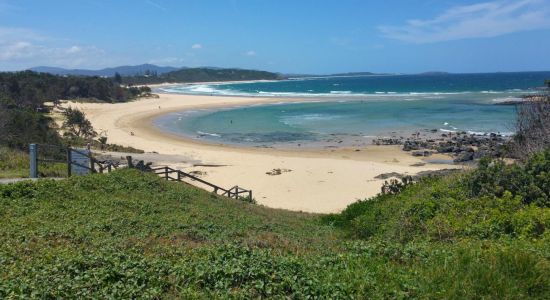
[
  {"xmin": 29, "ymin": 64, "xmax": 180, "ymax": 77},
  {"xmin": 123, "ymin": 67, "xmax": 282, "ymax": 84}
]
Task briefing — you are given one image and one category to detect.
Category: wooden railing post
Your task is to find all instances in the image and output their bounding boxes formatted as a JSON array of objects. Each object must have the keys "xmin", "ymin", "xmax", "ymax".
[
  {"xmin": 126, "ymin": 156, "xmax": 133, "ymax": 168},
  {"xmin": 147, "ymin": 165, "xmax": 251, "ymax": 201},
  {"xmin": 90, "ymin": 157, "xmax": 96, "ymax": 173},
  {"xmin": 66, "ymin": 147, "xmax": 72, "ymax": 177}
]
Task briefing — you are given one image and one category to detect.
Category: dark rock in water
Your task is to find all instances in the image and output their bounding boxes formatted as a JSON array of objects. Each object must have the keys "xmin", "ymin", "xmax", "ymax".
[{"xmin": 454, "ymin": 151, "xmax": 474, "ymax": 162}]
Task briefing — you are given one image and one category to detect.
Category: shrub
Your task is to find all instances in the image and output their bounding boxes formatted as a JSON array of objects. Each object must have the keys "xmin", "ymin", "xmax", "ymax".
[{"xmin": 467, "ymin": 150, "xmax": 550, "ymax": 207}]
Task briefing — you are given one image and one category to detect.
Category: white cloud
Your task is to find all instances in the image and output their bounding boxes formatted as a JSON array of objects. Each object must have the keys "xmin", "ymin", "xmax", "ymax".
[
  {"xmin": 66, "ymin": 46, "xmax": 82, "ymax": 54},
  {"xmin": 0, "ymin": 26, "xmax": 106, "ymax": 69},
  {"xmin": 244, "ymin": 50, "xmax": 256, "ymax": 56},
  {"xmin": 191, "ymin": 43, "xmax": 202, "ymax": 49},
  {"xmin": 379, "ymin": 0, "xmax": 550, "ymax": 43}
]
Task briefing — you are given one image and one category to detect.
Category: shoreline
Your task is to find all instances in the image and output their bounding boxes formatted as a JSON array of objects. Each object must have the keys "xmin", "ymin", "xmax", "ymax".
[{"xmin": 61, "ymin": 93, "xmax": 458, "ymax": 213}]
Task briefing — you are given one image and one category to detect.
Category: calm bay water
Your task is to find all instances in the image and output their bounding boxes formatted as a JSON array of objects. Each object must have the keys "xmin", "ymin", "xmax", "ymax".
[{"xmin": 154, "ymin": 72, "xmax": 550, "ymax": 147}]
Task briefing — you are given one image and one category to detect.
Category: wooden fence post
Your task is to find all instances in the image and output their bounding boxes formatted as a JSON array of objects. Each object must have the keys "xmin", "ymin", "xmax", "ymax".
[
  {"xmin": 66, "ymin": 147, "xmax": 72, "ymax": 177},
  {"xmin": 126, "ymin": 156, "xmax": 133, "ymax": 168},
  {"xmin": 90, "ymin": 157, "xmax": 96, "ymax": 173}
]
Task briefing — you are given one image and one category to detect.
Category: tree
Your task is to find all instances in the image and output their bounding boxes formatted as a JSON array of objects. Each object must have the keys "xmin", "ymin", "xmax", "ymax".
[
  {"xmin": 511, "ymin": 81, "xmax": 550, "ymax": 158},
  {"xmin": 62, "ymin": 107, "xmax": 96, "ymax": 139}
]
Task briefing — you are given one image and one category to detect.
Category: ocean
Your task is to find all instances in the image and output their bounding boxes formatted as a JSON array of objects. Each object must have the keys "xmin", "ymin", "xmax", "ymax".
[{"xmin": 154, "ymin": 72, "xmax": 550, "ymax": 148}]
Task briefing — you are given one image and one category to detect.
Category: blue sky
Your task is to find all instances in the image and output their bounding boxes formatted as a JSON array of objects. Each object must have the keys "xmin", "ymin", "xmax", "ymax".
[{"xmin": 1, "ymin": 0, "xmax": 549, "ymax": 73}]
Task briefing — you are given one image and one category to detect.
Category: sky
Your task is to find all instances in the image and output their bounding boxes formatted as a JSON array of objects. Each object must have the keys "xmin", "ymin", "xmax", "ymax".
[{"xmin": 0, "ymin": 0, "xmax": 549, "ymax": 74}]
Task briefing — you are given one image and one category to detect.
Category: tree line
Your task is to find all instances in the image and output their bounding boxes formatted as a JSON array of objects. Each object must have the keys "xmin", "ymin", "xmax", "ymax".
[
  {"xmin": 0, "ymin": 71, "xmax": 151, "ymax": 149},
  {"xmin": 122, "ymin": 67, "xmax": 282, "ymax": 85}
]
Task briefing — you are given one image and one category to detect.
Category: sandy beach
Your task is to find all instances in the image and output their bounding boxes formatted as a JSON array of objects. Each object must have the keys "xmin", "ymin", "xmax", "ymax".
[{"xmin": 62, "ymin": 93, "xmax": 458, "ymax": 213}]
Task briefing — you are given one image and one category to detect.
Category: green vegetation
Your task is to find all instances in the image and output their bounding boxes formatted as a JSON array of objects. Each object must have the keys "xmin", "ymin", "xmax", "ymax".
[
  {"xmin": 122, "ymin": 67, "xmax": 282, "ymax": 85},
  {"xmin": 62, "ymin": 107, "xmax": 97, "ymax": 139},
  {"xmin": 1, "ymin": 151, "xmax": 549, "ymax": 298},
  {"xmin": 510, "ymin": 80, "xmax": 550, "ymax": 158},
  {"xmin": 0, "ymin": 71, "xmax": 151, "ymax": 149},
  {"xmin": 0, "ymin": 147, "xmax": 66, "ymax": 178},
  {"xmin": 0, "ymin": 71, "xmax": 150, "ymax": 107}
]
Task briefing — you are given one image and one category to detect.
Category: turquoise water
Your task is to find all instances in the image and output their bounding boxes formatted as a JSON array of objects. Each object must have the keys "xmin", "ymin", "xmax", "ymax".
[{"xmin": 154, "ymin": 72, "xmax": 550, "ymax": 147}]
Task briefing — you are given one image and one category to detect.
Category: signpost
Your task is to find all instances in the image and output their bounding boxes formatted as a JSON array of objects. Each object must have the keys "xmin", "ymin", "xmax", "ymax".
[{"xmin": 70, "ymin": 148, "xmax": 91, "ymax": 176}]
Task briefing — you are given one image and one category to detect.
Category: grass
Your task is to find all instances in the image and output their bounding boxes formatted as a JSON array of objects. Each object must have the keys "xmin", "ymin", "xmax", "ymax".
[
  {"xmin": 0, "ymin": 153, "xmax": 549, "ymax": 298},
  {"xmin": 0, "ymin": 147, "xmax": 66, "ymax": 179}
]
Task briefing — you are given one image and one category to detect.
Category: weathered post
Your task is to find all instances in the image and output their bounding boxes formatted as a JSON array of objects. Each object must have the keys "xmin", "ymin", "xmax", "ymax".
[
  {"xmin": 249, "ymin": 190, "xmax": 252, "ymax": 201},
  {"xmin": 90, "ymin": 157, "xmax": 96, "ymax": 173},
  {"xmin": 66, "ymin": 147, "xmax": 72, "ymax": 177},
  {"xmin": 29, "ymin": 143, "xmax": 38, "ymax": 178},
  {"xmin": 126, "ymin": 156, "xmax": 133, "ymax": 168}
]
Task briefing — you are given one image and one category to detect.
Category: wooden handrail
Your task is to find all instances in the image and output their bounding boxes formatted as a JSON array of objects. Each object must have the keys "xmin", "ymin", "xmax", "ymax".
[{"xmin": 143, "ymin": 162, "xmax": 252, "ymax": 200}]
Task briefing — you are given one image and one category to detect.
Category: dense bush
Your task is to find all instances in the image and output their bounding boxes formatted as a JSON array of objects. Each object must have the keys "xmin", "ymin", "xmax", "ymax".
[
  {"xmin": 0, "ymin": 105, "xmax": 62, "ymax": 149},
  {"xmin": 467, "ymin": 151, "xmax": 550, "ymax": 207},
  {"xmin": 329, "ymin": 150, "xmax": 550, "ymax": 242}
]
